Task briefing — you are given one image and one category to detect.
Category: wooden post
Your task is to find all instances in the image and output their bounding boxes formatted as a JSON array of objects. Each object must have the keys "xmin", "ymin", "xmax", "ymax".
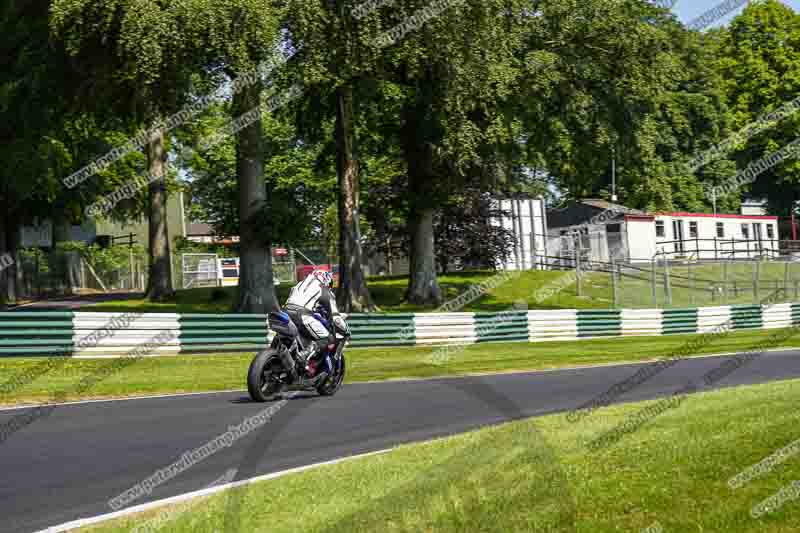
[
  {"xmin": 129, "ymin": 246, "xmax": 135, "ymax": 290},
  {"xmin": 84, "ymin": 259, "xmax": 109, "ymax": 293}
]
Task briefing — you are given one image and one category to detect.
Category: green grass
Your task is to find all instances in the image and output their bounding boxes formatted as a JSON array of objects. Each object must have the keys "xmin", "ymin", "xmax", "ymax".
[
  {"xmin": 87, "ymin": 286, "xmax": 292, "ymax": 314},
  {"xmin": 85, "ymin": 271, "xmax": 609, "ymax": 314},
  {"xmin": 85, "ymin": 263, "xmax": 800, "ymax": 314},
  {"xmin": 85, "ymin": 378, "xmax": 800, "ymax": 532},
  {"xmin": 3, "ymin": 327, "xmax": 800, "ymax": 406}
]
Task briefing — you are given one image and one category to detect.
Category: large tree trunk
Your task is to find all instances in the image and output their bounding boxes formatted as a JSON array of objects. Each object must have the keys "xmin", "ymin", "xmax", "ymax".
[
  {"xmin": 52, "ymin": 215, "xmax": 71, "ymax": 295},
  {"xmin": 233, "ymin": 82, "xmax": 278, "ymax": 314},
  {"xmin": 335, "ymin": 84, "xmax": 373, "ymax": 312},
  {"xmin": 144, "ymin": 130, "xmax": 175, "ymax": 301},
  {"xmin": 402, "ymin": 94, "xmax": 443, "ymax": 306},
  {"xmin": 407, "ymin": 207, "xmax": 442, "ymax": 305},
  {"xmin": 0, "ymin": 212, "xmax": 17, "ymax": 307}
]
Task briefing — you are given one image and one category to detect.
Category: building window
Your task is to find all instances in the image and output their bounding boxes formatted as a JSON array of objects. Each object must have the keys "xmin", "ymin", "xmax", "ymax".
[
  {"xmin": 689, "ymin": 221, "xmax": 698, "ymax": 238},
  {"xmin": 716, "ymin": 222, "xmax": 724, "ymax": 238},
  {"xmin": 767, "ymin": 224, "xmax": 775, "ymax": 239},
  {"xmin": 655, "ymin": 220, "xmax": 665, "ymax": 237},
  {"xmin": 742, "ymin": 224, "xmax": 750, "ymax": 239}
]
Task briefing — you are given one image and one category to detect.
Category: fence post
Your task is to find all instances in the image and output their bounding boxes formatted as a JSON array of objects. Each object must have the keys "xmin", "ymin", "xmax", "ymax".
[
  {"xmin": 714, "ymin": 237, "xmax": 718, "ymax": 260},
  {"xmin": 651, "ymin": 256, "xmax": 657, "ymax": 306},
  {"xmin": 575, "ymin": 245, "xmax": 582, "ymax": 297},
  {"xmin": 785, "ymin": 261, "xmax": 790, "ymax": 300},
  {"xmin": 689, "ymin": 260, "xmax": 695, "ymax": 306},
  {"xmin": 664, "ymin": 257, "xmax": 672, "ymax": 306},
  {"xmin": 723, "ymin": 260, "xmax": 729, "ymax": 304},
  {"xmin": 129, "ymin": 246, "xmax": 135, "ymax": 290},
  {"xmin": 753, "ymin": 260, "xmax": 760, "ymax": 302},
  {"xmin": 34, "ymin": 253, "xmax": 40, "ymax": 297},
  {"xmin": 611, "ymin": 256, "xmax": 618, "ymax": 308}
]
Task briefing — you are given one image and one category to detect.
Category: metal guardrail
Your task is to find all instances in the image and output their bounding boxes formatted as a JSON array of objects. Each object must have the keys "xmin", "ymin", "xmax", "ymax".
[{"xmin": 1, "ymin": 305, "xmax": 798, "ymax": 356}]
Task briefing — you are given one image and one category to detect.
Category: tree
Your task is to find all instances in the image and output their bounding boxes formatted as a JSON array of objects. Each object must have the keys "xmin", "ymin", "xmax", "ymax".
[
  {"xmin": 1, "ymin": 0, "xmax": 118, "ymax": 304},
  {"xmin": 177, "ymin": 96, "xmax": 323, "ymax": 295},
  {"xmin": 363, "ymin": 0, "xmax": 531, "ymax": 304},
  {"xmin": 713, "ymin": 0, "xmax": 800, "ymax": 216},
  {"xmin": 281, "ymin": 0, "xmax": 377, "ymax": 311},
  {"xmin": 178, "ymin": 0, "xmax": 288, "ymax": 312},
  {"xmin": 513, "ymin": 0, "xmax": 734, "ymax": 213},
  {"xmin": 51, "ymin": 0, "xmax": 207, "ymax": 300},
  {"xmin": 435, "ymin": 189, "xmax": 515, "ymax": 273}
]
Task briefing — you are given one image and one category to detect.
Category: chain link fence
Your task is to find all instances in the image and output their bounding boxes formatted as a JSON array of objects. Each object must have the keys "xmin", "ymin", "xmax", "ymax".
[
  {"xmin": 12, "ymin": 245, "xmax": 147, "ymax": 300},
  {"xmin": 559, "ymin": 254, "xmax": 800, "ymax": 310}
]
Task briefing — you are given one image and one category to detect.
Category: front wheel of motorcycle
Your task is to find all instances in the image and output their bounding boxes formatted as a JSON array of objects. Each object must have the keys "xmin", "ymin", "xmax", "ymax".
[
  {"xmin": 316, "ymin": 352, "xmax": 346, "ymax": 397},
  {"xmin": 247, "ymin": 349, "xmax": 283, "ymax": 402}
]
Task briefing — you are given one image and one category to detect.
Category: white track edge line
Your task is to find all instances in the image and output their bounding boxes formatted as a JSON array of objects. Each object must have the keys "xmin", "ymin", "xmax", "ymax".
[{"xmin": 37, "ymin": 449, "xmax": 393, "ymax": 532}]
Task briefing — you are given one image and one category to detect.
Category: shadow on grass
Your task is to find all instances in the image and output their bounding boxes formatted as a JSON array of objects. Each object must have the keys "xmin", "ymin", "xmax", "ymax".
[{"xmin": 220, "ymin": 362, "xmax": 577, "ymax": 533}]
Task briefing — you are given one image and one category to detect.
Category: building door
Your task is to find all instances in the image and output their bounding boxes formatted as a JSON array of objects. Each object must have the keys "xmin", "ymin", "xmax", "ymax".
[
  {"xmin": 672, "ymin": 220, "xmax": 685, "ymax": 254},
  {"xmin": 606, "ymin": 224, "xmax": 625, "ymax": 263},
  {"xmin": 753, "ymin": 223, "xmax": 763, "ymax": 252}
]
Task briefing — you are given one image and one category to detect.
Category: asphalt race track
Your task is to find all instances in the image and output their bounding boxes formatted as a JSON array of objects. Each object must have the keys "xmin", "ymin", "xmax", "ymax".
[{"xmin": 3, "ymin": 349, "xmax": 800, "ymax": 533}]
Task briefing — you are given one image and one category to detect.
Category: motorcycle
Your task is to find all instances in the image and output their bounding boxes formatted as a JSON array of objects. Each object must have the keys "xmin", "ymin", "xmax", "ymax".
[{"xmin": 247, "ymin": 307, "xmax": 348, "ymax": 402}]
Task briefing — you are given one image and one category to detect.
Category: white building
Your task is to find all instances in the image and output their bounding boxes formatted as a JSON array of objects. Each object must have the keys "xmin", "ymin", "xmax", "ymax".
[
  {"xmin": 740, "ymin": 198, "xmax": 768, "ymax": 216},
  {"xmin": 625, "ymin": 212, "xmax": 779, "ymax": 262},
  {"xmin": 493, "ymin": 197, "xmax": 549, "ymax": 270}
]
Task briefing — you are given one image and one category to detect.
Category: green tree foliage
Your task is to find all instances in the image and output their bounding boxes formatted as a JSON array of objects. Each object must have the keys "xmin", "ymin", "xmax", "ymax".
[
  {"xmin": 181, "ymin": 0, "xmax": 285, "ymax": 313},
  {"xmin": 713, "ymin": 0, "xmax": 800, "ymax": 216},
  {"xmin": 50, "ymin": 0, "xmax": 210, "ymax": 300},
  {"xmin": 0, "ymin": 0, "xmax": 124, "ymax": 303},
  {"xmin": 516, "ymin": 0, "xmax": 734, "ymax": 213}
]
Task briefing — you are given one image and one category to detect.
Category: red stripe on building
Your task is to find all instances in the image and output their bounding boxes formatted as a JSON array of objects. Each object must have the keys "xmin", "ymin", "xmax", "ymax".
[{"xmin": 655, "ymin": 212, "xmax": 777, "ymax": 221}]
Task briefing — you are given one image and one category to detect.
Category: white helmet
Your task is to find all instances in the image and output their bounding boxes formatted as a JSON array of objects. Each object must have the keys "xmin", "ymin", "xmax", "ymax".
[{"xmin": 312, "ymin": 269, "xmax": 333, "ymax": 288}]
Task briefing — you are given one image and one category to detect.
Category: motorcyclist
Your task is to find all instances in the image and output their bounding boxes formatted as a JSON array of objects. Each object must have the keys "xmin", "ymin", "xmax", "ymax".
[{"xmin": 284, "ymin": 269, "xmax": 350, "ymax": 369}]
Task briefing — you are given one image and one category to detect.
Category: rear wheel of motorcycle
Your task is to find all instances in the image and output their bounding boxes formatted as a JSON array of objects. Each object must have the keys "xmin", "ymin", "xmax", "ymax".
[
  {"xmin": 316, "ymin": 353, "xmax": 346, "ymax": 397},
  {"xmin": 247, "ymin": 349, "xmax": 282, "ymax": 402}
]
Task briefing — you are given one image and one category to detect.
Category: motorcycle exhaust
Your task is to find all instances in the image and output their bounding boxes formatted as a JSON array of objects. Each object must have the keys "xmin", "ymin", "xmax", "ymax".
[{"xmin": 279, "ymin": 347, "xmax": 298, "ymax": 381}]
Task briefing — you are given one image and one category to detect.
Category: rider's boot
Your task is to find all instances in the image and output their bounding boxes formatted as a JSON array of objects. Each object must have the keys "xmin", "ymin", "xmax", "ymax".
[
  {"xmin": 298, "ymin": 341, "xmax": 318, "ymax": 363},
  {"xmin": 298, "ymin": 341, "xmax": 320, "ymax": 377}
]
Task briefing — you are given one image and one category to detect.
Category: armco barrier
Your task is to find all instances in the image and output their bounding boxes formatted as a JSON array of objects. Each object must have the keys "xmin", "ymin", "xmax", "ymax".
[
  {"xmin": 0, "ymin": 312, "xmax": 74, "ymax": 355},
  {"xmin": 2, "ymin": 303, "xmax": 800, "ymax": 356},
  {"xmin": 346, "ymin": 313, "xmax": 415, "ymax": 347}
]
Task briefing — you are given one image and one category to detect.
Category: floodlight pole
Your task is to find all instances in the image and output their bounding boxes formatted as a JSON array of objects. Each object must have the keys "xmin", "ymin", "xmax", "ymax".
[{"xmin": 611, "ymin": 147, "xmax": 617, "ymax": 202}]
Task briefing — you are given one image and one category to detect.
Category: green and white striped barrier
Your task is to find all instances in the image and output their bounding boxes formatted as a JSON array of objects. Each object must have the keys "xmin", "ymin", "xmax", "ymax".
[{"xmin": 1, "ymin": 303, "xmax": 800, "ymax": 356}]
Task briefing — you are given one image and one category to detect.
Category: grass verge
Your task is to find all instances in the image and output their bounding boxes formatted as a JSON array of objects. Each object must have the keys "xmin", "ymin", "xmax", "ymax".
[
  {"xmin": 84, "ymin": 271, "xmax": 601, "ymax": 314},
  {"xmin": 82, "ymin": 266, "xmax": 800, "ymax": 314},
  {"xmin": 2, "ymin": 327, "xmax": 800, "ymax": 405},
  {"xmin": 84, "ymin": 378, "xmax": 800, "ymax": 532}
]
